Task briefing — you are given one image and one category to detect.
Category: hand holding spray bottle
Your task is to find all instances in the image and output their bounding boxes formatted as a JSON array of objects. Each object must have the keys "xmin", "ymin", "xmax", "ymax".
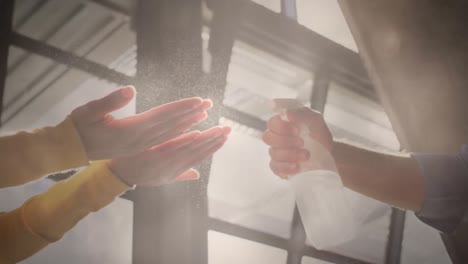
[{"xmin": 272, "ymin": 98, "xmax": 358, "ymax": 250}]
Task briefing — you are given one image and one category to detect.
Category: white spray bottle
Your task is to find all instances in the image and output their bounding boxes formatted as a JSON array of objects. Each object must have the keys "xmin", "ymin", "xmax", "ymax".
[{"xmin": 273, "ymin": 98, "xmax": 358, "ymax": 250}]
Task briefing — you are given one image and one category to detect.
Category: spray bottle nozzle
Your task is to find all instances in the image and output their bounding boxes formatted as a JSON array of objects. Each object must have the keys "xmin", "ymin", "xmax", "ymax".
[{"xmin": 272, "ymin": 98, "xmax": 305, "ymax": 121}]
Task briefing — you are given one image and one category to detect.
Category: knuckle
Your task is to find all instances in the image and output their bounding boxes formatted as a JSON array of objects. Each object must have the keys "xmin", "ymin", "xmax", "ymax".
[{"xmin": 262, "ymin": 131, "xmax": 271, "ymax": 144}]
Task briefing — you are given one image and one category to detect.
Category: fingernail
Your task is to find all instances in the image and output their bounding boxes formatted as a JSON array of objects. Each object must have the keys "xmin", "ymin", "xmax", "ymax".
[
  {"xmin": 199, "ymin": 99, "xmax": 213, "ymax": 111},
  {"xmin": 204, "ymin": 99, "xmax": 213, "ymax": 106},
  {"xmin": 197, "ymin": 112, "xmax": 208, "ymax": 121},
  {"xmin": 121, "ymin": 86, "xmax": 135, "ymax": 99},
  {"xmin": 191, "ymin": 99, "xmax": 204, "ymax": 109},
  {"xmin": 222, "ymin": 126, "xmax": 232, "ymax": 135}
]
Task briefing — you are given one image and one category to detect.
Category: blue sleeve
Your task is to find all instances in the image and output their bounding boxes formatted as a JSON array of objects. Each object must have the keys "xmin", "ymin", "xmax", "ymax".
[{"xmin": 413, "ymin": 145, "xmax": 468, "ymax": 233}]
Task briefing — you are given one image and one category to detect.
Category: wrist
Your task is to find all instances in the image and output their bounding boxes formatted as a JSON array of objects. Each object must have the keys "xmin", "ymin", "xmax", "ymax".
[
  {"xmin": 107, "ymin": 160, "xmax": 136, "ymax": 189},
  {"xmin": 69, "ymin": 115, "xmax": 93, "ymax": 160},
  {"xmin": 330, "ymin": 140, "xmax": 342, "ymax": 165},
  {"xmin": 330, "ymin": 140, "xmax": 354, "ymax": 186}
]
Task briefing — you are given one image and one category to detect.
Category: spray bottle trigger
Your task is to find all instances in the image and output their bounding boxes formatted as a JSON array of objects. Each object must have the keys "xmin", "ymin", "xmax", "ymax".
[{"xmin": 272, "ymin": 98, "xmax": 304, "ymax": 122}]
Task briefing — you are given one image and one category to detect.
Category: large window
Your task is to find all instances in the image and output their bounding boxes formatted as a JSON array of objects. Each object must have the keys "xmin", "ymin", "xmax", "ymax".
[{"xmin": 1, "ymin": 0, "xmax": 453, "ymax": 263}]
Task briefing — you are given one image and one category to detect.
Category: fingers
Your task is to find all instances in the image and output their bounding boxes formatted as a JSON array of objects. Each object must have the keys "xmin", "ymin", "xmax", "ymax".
[
  {"xmin": 144, "ymin": 111, "xmax": 208, "ymax": 146},
  {"xmin": 157, "ymin": 97, "xmax": 210, "ymax": 115},
  {"xmin": 154, "ymin": 125, "xmax": 229, "ymax": 154},
  {"xmin": 182, "ymin": 126, "xmax": 226, "ymax": 145},
  {"xmin": 171, "ymin": 126, "xmax": 230, "ymax": 168},
  {"xmin": 267, "ymin": 115, "xmax": 299, "ymax": 136},
  {"xmin": 130, "ymin": 98, "xmax": 210, "ymax": 127},
  {"xmin": 161, "ymin": 110, "xmax": 208, "ymax": 134},
  {"xmin": 117, "ymin": 98, "xmax": 211, "ymax": 136},
  {"xmin": 169, "ymin": 127, "xmax": 225, "ymax": 155},
  {"xmin": 269, "ymin": 148, "xmax": 309, "ymax": 163},
  {"xmin": 152, "ymin": 99, "xmax": 212, "ymax": 125},
  {"xmin": 287, "ymin": 107, "xmax": 322, "ymax": 128},
  {"xmin": 147, "ymin": 126, "xmax": 229, "ymax": 184},
  {"xmin": 83, "ymin": 86, "xmax": 135, "ymax": 121},
  {"xmin": 287, "ymin": 108, "xmax": 333, "ymax": 150},
  {"xmin": 184, "ymin": 131, "xmax": 226, "ymax": 154},
  {"xmin": 174, "ymin": 169, "xmax": 200, "ymax": 182},
  {"xmin": 262, "ymin": 130, "xmax": 303, "ymax": 148},
  {"xmin": 152, "ymin": 130, "xmax": 201, "ymax": 151},
  {"xmin": 270, "ymin": 161, "xmax": 300, "ymax": 179},
  {"xmin": 176, "ymin": 132, "xmax": 228, "ymax": 173}
]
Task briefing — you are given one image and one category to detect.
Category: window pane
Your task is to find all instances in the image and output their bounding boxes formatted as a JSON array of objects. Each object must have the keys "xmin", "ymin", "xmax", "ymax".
[
  {"xmin": 301, "ymin": 256, "xmax": 334, "ymax": 264},
  {"xmin": 325, "ymin": 82, "xmax": 400, "ymax": 151},
  {"xmin": 250, "ymin": 0, "xmax": 281, "ymax": 13},
  {"xmin": 209, "ymin": 121, "xmax": 295, "ymax": 238},
  {"xmin": 304, "ymin": 190, "xmax": 391, "ymax": 264},
  {"xmin": 208, "ymin": 231, "xmax": 287, "ymax": 264},
  {"xmin": 401, "ymin": 214, "xmax": 451, "ymax": 264},
  {"xmin": 2, "ymin": 45, "xmax": 136, "ymax": 132},
  {"xmin": 224, "ymin": 40, "xmax": 313, "ymax": 121},
  {"xmin": 297, "ymin": 0, "xmax": 357, "ymax": 51},
  {"xmin": 12, "ymin": 0, "xmax": 135, "ymax": 75}
]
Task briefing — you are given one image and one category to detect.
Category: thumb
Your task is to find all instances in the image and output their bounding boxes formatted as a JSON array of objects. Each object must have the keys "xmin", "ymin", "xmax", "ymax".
[
  {"xmin": 175, "ymin": 169, "xmax": 200, "ymax": 182},
  {"xmin": 84, "ymin": 86, "xmax": 135, "ymax": 121}
]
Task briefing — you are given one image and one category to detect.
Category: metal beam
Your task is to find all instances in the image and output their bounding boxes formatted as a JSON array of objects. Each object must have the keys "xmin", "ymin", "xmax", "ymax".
[
  {"xmin": 286, "ymin": 208, "xmax": 306, "ymax": 264},
  {"xmin": 209, "ymin": 218, "xmax": 289, "ymax": 253},
  {"xmin": 281, "ymin": 0, "xmax": 297, "ymax": 20},
  {"xmin": 89, "ymin": 0, "xmax": 130, "ymax": 15},
  {"xmin": 4, "ymin": 20, "xmax": 127, "ymax": 126},
  {"xmin": 10, "ymin": 32, "xmax": 134, "ymax": 85},
  {"xmin": 209, "ymin": 218, "xmax": 370, "ymax": 264},
  {"xmin": 0, "ymin": 0, "xmax": 14, "ymax": 125},
  {"xmin": 7, "ymin": 4, "xmax": 86, "ymax": 78},
  {"xmin": 132, "ymin": 1, "xmax": 206, "ymax": 263},
  {"xmin": 385, "ymin": 208, "xmax": 406, "ymax": 264}
]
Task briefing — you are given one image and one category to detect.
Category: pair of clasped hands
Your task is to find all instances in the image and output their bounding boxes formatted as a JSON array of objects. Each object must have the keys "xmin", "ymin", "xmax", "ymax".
[{"xmin": 71, "ymin": 85, "xmax": 331, "ymax": 187}]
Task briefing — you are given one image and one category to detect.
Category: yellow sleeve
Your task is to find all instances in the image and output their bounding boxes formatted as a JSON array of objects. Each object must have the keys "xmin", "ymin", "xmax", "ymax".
[
  {"xmin": 0, "ymin": 161, "xmax": 129, "ymax": 263},
  {"xmin": 0, "ymin": 117, "xmax": 89, "ymax": 188}
]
